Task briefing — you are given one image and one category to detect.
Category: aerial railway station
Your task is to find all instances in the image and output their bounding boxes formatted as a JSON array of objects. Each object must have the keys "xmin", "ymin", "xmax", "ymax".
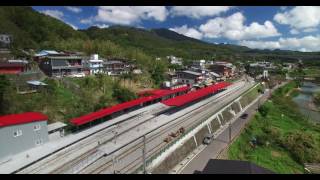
[
  {"xmin": 0, "ymin": 81, "xmax": 237, "ymax": 174},
  {"xmin": 70, "ymin": 82, "xmax": 230, "ymax": 129}
]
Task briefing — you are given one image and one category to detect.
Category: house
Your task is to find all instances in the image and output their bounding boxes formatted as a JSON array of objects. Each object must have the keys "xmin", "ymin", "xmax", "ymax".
[
  {"xmin": 176, "ymin": 70, "xmax": 204, "ymax": 86},
  {"xmin": 84, "ymin": 54, "xmax": 104, "ymax": 75},
  {"xmin": 103, "ymin": 60, "xmax": 129, "ymax": 75},
  {"xmin": 167, "ymin": 55, "xmax": 183, "ymax": 66},
  {"xmin": 209, "ymin": 61, "xmax": 235, "ymax": 78},
  {"xmin": 38, "ymin": 53, "xmax": 85, "ymax": 77},
  {"xmin": 0, "ymin": 61, "xmax": 29, "ymax": 75},
  {"xmin": 0, "ymin": 112, "xmax": 49, "ymax": 161},
  {"xmin": 192, "ymin": 59, "xmax": 206, "ymax": 69},
  {"xmin": 34, "ymin": 50, "xmax": 61, "ymax": 61},
  {"xmin": 0, "ymin": 34, "xmax": 12, "ymax": 49}
]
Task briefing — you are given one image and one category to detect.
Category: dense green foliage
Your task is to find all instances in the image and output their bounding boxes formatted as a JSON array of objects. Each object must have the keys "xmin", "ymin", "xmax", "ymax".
[
  {"xmin": 0, "ymin": 6, "xmax": 87, "ymax": 49},
  {"xmin": 0, "ymin": 75, "xmax": 9, "ymax": 114},
  {"xmin": 314, "ymin": 92, "xmax": 320, "ymax": 106},
  {"xmin": 1, "ymin": 75, "xmax": 138, "ymax": 124},
  {"xmin": 228, "ymin": 81, "xmax": 320, "ymax": 174}
]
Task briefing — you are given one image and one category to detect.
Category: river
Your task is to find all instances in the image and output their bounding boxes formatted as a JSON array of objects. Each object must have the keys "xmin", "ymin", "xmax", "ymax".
[{"xmin": 292, "ymin": 81, "xmax": 320, "ymax": 123}]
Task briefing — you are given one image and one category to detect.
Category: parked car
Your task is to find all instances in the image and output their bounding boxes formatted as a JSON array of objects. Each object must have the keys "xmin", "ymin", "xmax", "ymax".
[
  {"xmin": 203, "ymin": 133, "xmax": 214, "ymax": 145},
  {"xmin": 240, "ymin": 113, "xmax": 248, "ymax": 119}
]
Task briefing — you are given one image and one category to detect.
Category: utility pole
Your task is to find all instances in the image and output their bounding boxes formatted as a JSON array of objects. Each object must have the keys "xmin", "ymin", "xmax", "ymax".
[
  {"xmin": 142, "ymin": 135, "xmax": 147, "ymax": 174},
  {"xmin": 228, "ymin": 122, "xmax": 232, "ymax": 143}
]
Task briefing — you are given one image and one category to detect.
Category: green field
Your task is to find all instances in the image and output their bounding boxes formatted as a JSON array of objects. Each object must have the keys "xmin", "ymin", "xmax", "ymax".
[
  {"xmin": 228, "ymin": 81, "xmax": 320, "ymax": 174},
  {"xmin": 303, "ymin": 68, "xmax": 320, "ymax": 78}
]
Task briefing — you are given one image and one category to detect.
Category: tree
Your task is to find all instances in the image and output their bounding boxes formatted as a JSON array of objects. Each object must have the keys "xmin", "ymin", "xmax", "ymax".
[
  {"xmin": 258, "ymin": 105, "xmax": 269, "ymax": 117},
  {"xmin": 112, "ymin": 82, "xmax": 137, "ymax": 103},
  {"xmin": 0, "ymin": 75, "xmax": 9, "ymax": 114}
]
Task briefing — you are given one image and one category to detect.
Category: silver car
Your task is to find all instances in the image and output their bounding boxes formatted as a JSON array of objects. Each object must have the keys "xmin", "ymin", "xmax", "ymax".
[{"xmin": 203, "ymin": 133, "xmax": 214, "ymax": 145}]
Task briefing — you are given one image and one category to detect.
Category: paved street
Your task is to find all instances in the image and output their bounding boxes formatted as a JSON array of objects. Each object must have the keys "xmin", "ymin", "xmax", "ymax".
[{"xmin": 180, "ymin": 82, "xmax": 286, "ymax": 174}]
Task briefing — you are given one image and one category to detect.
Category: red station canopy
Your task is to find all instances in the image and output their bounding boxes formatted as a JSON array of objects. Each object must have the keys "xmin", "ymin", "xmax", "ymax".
[{"xmin": 161, "ymin": 82, "xmax": 231, "ymax": 107}]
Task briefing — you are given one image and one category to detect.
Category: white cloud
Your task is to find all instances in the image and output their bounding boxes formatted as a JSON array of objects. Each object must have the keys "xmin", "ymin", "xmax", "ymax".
[
  {"xmin": 169, "ymin": 25, "xmax": 203, "ymax": 39},
  {"xmin": 94, "ymin": 6, "xmax": 168, "ymax": 25},
  {"xmin": 274, "ymin": 6, "xmax": 320, "ymax": 31},
  {"xmin": 239, "ymin": 35, "xmax": 320, "ymax": 52},
  {"xmin": 170, "ymin": 6, "xmax": 232, "ymax": 19},
  {"xmin": 95, "ymin": 24, "xmax": 109, "ymax": 29},
  {"xmin": 65, "ymin": 6, "xmax": 82, "ymax": 13},
  {"xmin": 290, "ymin": 29, "xmax": 299, "ymax": 35},
  {"xmin": 80, "ymin": 17, "xmax": 94, "ymax": 24},
  {"xmin": 303, "ymin": 28, "xmax": 317, "ymax": 33},
  {"xmin": 199, "ymin": 12, "xmax": 280, "ymax": 40},
  {"xmin": 41, "ymin": 10, "xmax": 64, "ymax": 20}
]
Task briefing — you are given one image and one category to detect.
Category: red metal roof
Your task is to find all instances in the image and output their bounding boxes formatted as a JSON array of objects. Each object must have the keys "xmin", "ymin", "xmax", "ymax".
[
  {"xmin": 71, "ymin": 95, "xmax": 161, "ymax": 126},
  {"xmin": 0, "ymin": 112, "xmax": 48, "ymax": 128},
  {"xmin": 161, "ymin": 82, "xmax": 231, "ymax": 107},
  {"xmin": 71, "ymin": 86, "xmax": 190, "ymax": 126}
]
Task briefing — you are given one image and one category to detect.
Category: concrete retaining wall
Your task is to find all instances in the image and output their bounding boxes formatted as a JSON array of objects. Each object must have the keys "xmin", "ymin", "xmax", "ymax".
[
  {"xmin": 151, "ymin": 138, "xmax": 197, "ymax": 174},
  {"xmin": 210, "ymin": 118, "xmax": 221, "ymax": 133},
  {"xmin": 231, "ymin": 102, "xmax": 241, "ymax": 114},
  {"xmin": 221, "ymin": 108, "xmax": 233, "ymax": 122}
]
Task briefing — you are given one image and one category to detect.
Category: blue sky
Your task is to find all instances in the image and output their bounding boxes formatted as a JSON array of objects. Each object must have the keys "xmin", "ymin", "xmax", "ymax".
[{"xmin": 32, "ymin": 6, "xmax": 320, "ymax": 52}]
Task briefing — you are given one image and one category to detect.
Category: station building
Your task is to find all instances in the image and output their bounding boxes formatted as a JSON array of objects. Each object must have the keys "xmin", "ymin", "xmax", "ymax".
[{"xmin": 0, "ymin": 112, "xmax": 49, "ymax": 161}]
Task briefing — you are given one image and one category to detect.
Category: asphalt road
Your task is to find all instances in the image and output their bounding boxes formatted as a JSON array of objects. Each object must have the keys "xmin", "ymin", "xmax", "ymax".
[
  {"xmin": 180, "ymin": 84, "xmax": 281, "ymax": 174},
  {"xmin": 180, "ymin": 82, "xmax": 289, "ymax": 174}
]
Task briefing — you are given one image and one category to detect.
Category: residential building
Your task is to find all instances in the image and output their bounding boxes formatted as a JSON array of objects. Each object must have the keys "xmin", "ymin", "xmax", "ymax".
[
  {"xmin": 0, "ymin": 112, "xmax": 49, "ymax": 161},
  {"xmin": 84, "ymin": 54, "xmax": 104, "ymax": 75},
  {"xmin": 192, "ymin": 59, "xmax": 206, "ymax": 69},
  {"xmin": 167, "ymin": 55, "xmax": 183, "ymax": 66},
  {"xmin": 176, "ymin": 70, "xmax": 204, "ymax": 86},
  {"xmin": 209, "ymin": 61, "xmax": 235, "ymax": 78},
  {"xmin": 38, "ymin": 53, "xmax": 84, "ymax": 77},
  {"xmin": 0, "ymin": 61, "xmax": 29, "ymax": 75},
  {"xmin": 0, "ymin": 34, "xmax": 12, "ymax": 49},
  {"xmin": 103, "ymin": 60, "xmax": 129, "ymax": 75}
]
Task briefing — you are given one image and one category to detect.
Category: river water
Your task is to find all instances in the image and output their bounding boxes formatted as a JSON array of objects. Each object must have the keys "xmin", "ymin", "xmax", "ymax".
[{"xmin": 292, "ymin": 81, "xmax": 320, "ymax": 122}]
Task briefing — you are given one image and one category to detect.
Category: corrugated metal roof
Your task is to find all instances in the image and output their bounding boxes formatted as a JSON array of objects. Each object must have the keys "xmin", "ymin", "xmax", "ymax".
[
  {"xmin": 71, "ymin": 86, "xmax": 189, "ymax": 126},
  {"xmin": 0, "ymin": 112, "xmax": 48, "ymax": 128},
  {"xmin": 161, "ymin": 82, "xmax": 231, "ymax": 107},
  {"xmin": 71, "ymin": 95, "xmax": 160, "ymax": 126}
]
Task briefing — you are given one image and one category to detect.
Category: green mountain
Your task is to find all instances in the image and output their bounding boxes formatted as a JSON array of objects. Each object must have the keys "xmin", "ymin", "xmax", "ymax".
[
  {"xmin": 0, "ymin": 6, "xmax": 319, "ymax": 62},
  {"xmin": 0, "ymin": 6, "xmax": 88, "ymax": 49}
]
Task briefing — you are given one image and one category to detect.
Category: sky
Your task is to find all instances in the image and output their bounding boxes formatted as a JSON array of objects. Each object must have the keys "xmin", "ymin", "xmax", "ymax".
[{"xmin": 32, "ymin": 6, "xmax": 320, "ymax": 52}]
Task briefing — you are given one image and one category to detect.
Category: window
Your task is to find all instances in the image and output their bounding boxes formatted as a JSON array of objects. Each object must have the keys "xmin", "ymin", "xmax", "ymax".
[
  {"xmin": 13, "ymin": 129, "xmax": 22, "ymax": 137},
  {"xmin": 35, "ymin": 139, "xmax": 43, "ymax": 146},
  {"xmin": 34, "ymin": 125, "xmax": 41, "ymax": 131}
]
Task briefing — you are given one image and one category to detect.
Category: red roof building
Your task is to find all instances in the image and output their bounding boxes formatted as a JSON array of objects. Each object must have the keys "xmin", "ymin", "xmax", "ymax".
[
  {"xmin": 0, "ymin": 62, "xmax": 27, "ymax": 75},
  {"xmin": 0, "ymin": 112, "xmax": 48, "ymax": 128}
]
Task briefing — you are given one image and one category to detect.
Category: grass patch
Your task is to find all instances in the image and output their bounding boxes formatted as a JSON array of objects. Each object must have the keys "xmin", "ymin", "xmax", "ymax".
[{"xmin": 228, "ymin": 81, "xmax": 320, "ymax": 174}]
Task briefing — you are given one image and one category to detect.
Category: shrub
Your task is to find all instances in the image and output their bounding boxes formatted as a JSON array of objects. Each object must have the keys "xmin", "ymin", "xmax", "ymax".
[
  {"xmin": 258, "ymin": 105, "xmax": 269, "ymax": 117},
  {"xmin": 280, "ymin": 131, "xmax": 320, "ymax": 164}
]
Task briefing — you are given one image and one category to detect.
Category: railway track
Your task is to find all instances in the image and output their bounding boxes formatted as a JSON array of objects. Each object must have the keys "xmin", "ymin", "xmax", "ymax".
[
  {"xmin": 18, "ymin": 81, "xmax": 250, "ymax": 174},
  {"xmin": 80, "ymin": 82, "xmax": 251, "ymax": 174},
  {"xmin": 17, "ymin": 106, "xmax": 165, "ymax": 174}
]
